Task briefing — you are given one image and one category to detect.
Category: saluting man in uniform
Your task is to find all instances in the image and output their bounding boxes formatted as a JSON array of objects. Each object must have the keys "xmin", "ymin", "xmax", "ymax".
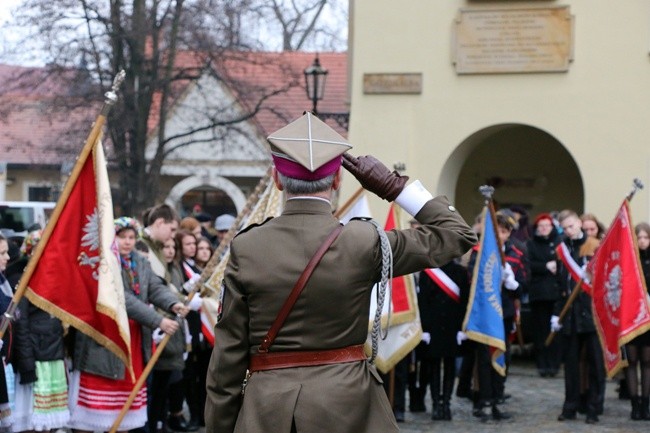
[{"xmin": 204, "ymin": 113, "xmax": 478, "ymax": 433}]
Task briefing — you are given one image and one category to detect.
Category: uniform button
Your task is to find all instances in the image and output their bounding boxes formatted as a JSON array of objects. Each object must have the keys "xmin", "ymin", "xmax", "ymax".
[{"xmin": 448, "ymin": 205, "xmax": 456, "ymax": 212}]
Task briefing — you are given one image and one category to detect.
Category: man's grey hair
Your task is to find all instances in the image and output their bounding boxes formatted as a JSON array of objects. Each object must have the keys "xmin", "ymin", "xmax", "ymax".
[{"xmin": 277, "ymin": 172, "xmax": 335, "ymax": 195}]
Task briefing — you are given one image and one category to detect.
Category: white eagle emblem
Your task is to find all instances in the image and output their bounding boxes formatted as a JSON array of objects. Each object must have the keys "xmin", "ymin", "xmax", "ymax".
[
  {"xmin": 78, "ymin": 208, "xmax": 101, "ymax": 280},
  {"xmin": 604, "ymin": 264, "xmax": 622, "ymax": 312}
]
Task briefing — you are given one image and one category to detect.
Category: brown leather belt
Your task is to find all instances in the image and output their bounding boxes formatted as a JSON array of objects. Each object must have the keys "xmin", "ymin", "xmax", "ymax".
[{"xmin": 249, "ymin": 344, "xmax": 367, "ymax": 372}]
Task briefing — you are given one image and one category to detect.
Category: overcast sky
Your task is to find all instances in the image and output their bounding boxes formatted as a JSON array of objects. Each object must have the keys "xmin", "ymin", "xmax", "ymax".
[{"xmin": 0, "ymin": 0, "xmax": 19, "ymax": 24}]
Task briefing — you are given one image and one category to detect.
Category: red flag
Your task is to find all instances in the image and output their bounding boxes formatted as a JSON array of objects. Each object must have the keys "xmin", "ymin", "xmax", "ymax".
[
  {"xmin": 383, "ymin": 203, "xmax": 417, "ymax": 324},
  {"xmin": 587, "ymin": 200, "xmax": 650, "ymax": 377},
  {"xmin": 24, "ymin": 141, "xmax": 132, "ymax": 373}
]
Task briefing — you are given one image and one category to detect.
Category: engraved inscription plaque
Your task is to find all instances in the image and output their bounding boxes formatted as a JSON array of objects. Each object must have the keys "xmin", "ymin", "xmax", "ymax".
[
  {"xmin": 453, "ymin": 6, "xmax": 574, "ymax": 74},
  {"xmin": 363, "ymin": 73, "xmax": 422, "ymax": 94}
]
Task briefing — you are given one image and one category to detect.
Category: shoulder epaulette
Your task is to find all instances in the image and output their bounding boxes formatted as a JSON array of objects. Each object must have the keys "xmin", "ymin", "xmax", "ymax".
[{"xmin": 235, "ymin": 216, "xmax": 274, "ymax": 236}]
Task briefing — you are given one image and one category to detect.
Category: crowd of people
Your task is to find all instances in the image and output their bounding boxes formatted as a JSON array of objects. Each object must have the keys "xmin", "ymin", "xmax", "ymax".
[
  {"xmin": 392, "ymin": 207, "xmax": 650, "ymax": 425},
  {"xmin": 0, "ymin": 204, "xmax": 236, "ymax": 433}
]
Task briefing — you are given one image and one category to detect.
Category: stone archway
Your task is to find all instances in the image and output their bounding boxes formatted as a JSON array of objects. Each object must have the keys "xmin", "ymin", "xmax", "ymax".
[
  {"xmin": 165, "ymin": 175, "xmax": 247, "ymax": 215},
  {"xmin": 438, "ymin": 124, "xmax": 584, "ymax": 222}
]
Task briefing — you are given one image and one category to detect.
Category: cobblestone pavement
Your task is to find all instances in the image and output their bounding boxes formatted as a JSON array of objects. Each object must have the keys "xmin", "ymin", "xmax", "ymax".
[{"xmin": 398, "ymin": 358, "xmax": 643, "ymax": 433}]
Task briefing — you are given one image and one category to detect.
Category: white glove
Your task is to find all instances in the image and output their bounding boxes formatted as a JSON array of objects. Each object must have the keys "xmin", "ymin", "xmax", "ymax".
[
  {"xmin": 187, "ymin": 293, "xmax": 203, "ymax": 311},
  {"xmin": 152, "ymin": 327, "xmax": 165, "ymax": 344},
  {"xmin": 502, "ymin": 262, "xmax": 519, "ymax": 291},
  {"xmin": 581, "ymin": 264, "xmax": 591, "ymax": 284},
  {"xmin": 421, "ymin": 332, "xmax": 431, "ymax": 345},
  {"xmin": 456, "ymin": 331, "xmax": 468, "ymax": 345},
  {"xmin": 550, "ymin": 315, "xmax": 562, "ymax": 332},
  {"xmin": 182, "ymin": 274, "xmax": 201, "ymax": 292},
  {"xmin": 545, "ymin": 260, "xmax": 557, "ymax": 274}
]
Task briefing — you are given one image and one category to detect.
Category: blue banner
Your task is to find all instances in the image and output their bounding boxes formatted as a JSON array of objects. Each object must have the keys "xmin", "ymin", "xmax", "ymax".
[{"xmin": 463, "ymin": 206, "xmax": 506, "ymax": 376}]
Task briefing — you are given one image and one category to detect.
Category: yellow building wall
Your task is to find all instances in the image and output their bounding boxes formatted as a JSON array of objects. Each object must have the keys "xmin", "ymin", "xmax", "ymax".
[{"xmin": 345, "ymin": 0, "xmax": 650, "ymax": 225}]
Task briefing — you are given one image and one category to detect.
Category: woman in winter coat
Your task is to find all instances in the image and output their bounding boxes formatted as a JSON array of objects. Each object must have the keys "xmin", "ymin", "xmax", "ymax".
[
  {"xmin": 12, "ymin": 230, "xmax": 69, "ymax": 432},
  {"xmin": 67, "ymin": 217, "xmax": 188, "ymax": 433},
  {"xmin": 526, "ymin": 213, "xmax": 562, "ymax": 377}
]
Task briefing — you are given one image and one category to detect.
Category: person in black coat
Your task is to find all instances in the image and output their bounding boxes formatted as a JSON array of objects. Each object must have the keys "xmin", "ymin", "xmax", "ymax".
[
  {"xmin": 552, "ymin": 210, "xmax": 604, "ymax": 424},
  {"xmin": 526, "ymin": 213, "xmax": 562, "ymax": 377},
  {"xmin": 467, "ymin": 211, "xmax": 527, "ymax": 421},
  {"xmin": 417, "ymin": 259, "xmax": 469, "ymax": 421},
  {"xmin": 624, "ymin": 222, "xmax": 650, "ymax": 419}
]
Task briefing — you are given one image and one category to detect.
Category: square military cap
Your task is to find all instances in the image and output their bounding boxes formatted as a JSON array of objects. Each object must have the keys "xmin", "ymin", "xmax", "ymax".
[{"xmin": 268, "ymin": 112, "xmax": 352, "ymax": 180}]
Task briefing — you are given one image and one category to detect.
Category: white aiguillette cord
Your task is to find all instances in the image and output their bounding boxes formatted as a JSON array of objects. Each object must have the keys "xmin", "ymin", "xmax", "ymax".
[{"xmin": 369, "ymin": 219, "xmax": 393, "ymax": 363}]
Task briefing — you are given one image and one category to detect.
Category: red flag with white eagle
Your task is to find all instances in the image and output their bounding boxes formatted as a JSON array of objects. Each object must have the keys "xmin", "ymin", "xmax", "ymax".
[
  {"xmin": 587, "ymin": 200, "xmax": 650, "ymax": 377},
  {"xmin": 24, "ymin": 139, "xmax": 132, "ymax": 374}
]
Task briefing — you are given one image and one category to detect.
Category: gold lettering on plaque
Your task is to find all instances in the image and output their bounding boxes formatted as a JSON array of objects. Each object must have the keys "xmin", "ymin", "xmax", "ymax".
[{"xmin": 363, "ymin": 73, "xmax": 422, "ymax": 94}]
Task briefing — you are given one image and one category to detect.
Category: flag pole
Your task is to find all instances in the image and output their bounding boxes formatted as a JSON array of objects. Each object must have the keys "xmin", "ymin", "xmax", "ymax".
[
  {"xmin": 545, "ymin": 178, "xmax": 644, "ymax": 347},
  {"xmin": 544, "ymin": 279, "xmax": 583, "ymax": 346},
  {"xmin": 478, "ymin": 185, "xmax": 506, "ymax": 264},
  {"xmin": 334, "ymin": 187, "xmax": 365, "ymax": 219},
  {"xmin": 479, "ymin": 185, "xmax": 524, "ymax": 345},
  {"xmin": 0, "ymin": 70, "xmax": 126, "ymax": 340},
  {"xmin": 109, "ymin": 322, "xmax": 175, "ymax": 433}
]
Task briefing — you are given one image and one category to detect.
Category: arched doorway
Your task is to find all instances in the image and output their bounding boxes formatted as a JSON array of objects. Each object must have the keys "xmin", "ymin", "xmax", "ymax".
[
  {"xmin": 438, "ymin": 124, "xmax": 584, "ymax": 223},
  {"xmin": 165, "ymin": 175, "xmax": 247, "ymax": 220}
]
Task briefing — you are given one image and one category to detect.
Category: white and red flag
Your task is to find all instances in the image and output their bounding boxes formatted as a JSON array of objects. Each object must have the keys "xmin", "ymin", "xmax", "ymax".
[
  {"xmin": 424, "ymin": 268, "xmax": 461, "ymax": 303},
  {"xmin": 587, "ymin": 200, "xmax": 650, "ymax": 377},
  {"xmin": 556, "ymin": 242, "xmax": 593, "ymax": 294},
  {"xmin": 24, "ymin": 139, "xmax": 132, "ymax": 374},
  {"xmin": 375, "ymin": 203, "xmax": 418, "ymax": 324}
]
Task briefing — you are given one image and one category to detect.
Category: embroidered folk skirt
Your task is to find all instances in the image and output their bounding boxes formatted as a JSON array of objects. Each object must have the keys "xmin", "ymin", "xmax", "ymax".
[
  {"xmin": 13, "ymin": 360, "xmax": 69, "ymax": 432},
  {"xmin": 67, "ymin": 320, "xmax": 147, "ymax": 431}
]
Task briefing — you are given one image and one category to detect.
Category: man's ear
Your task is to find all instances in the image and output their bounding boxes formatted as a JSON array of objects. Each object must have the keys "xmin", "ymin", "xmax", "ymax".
[
  {"xmin": 332, "ymin": 168, "xmax": 342, "ymax": 191},
  {"xmin": 272, "ymin": 167, "xmax": 284, "ymax": 191}
]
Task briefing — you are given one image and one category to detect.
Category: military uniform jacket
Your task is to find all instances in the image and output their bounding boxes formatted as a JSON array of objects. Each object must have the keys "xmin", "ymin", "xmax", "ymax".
[{"xmin": 205, "ymin": 196, "xmax": 476, "ymax": 433}]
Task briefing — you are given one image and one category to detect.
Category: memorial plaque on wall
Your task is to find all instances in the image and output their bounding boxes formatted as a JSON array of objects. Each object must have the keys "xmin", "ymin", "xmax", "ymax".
[
  {"xmin": 453, "ymin": 6, "xmax": 574, "ymax": 74},
  {"xmin": 363, "ymin": 73, "xmax": 422, "ymax": 94}
]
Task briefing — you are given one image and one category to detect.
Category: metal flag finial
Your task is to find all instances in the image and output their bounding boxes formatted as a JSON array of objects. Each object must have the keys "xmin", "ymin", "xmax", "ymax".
[
  {"xmin": 479, "ymin": 185, "xmax": 495, "ymax": 202},
  {"xmin": 103, "ymin": 70, "xmax": 126, "ymax": 110},
  {"xmin": 627, "ymin": 178, "xmax": 644, "ymax": 201}
]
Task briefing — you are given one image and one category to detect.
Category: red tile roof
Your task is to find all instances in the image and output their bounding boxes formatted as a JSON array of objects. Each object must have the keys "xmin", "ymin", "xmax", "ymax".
[
  {"xmin": 0, "ymin": 64, "xmax": 99, "ymax": 165},
  {"xmin": 0, "ymin": 51, "xmax": 348, "ymax": 165},
  {"xmin": 212, "ymin": 51, "xmax": 348, "ymax": 137}
]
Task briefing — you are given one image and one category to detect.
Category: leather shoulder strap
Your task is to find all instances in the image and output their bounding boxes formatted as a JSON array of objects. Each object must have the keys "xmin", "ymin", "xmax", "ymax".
[{"xmin": 258, "ymin": 224, "xmax": 344, "ymax": 353}]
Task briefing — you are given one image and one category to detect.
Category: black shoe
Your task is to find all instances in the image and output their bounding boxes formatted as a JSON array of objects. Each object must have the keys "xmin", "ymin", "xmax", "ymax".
[
  {"xmin": 472, "ymin": 408, "xmax": 490, "ymax": 422},
  {"xmin": 496, "ymin": 392, "xmax": 511, "ymax": 404},
  {"xmin": 167, "ymin": 415, "xmax": 198, "ymax": 432},
  {"xmin": 585, "ymin": 414, "xmax": 599, "ymax": 424},
  {"xmin": 557, "ymin": 411, "xmax": 576, "ymax": 421},
  {"xmin": 394, "ymin": 411, "xmax": 405, "ymax": 423},
  {"xmin": 442, "ymin": 404, "xmax": 452, "ymax": 421},
  {"xmin": 492, "ymin": 406, "xmax": 511, "ymax": 420}
]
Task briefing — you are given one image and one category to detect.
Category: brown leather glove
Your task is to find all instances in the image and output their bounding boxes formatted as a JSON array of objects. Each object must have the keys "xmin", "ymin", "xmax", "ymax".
[{"xmin": 342, "ymin": 153, "xmax": 409, "ymax": 202}]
